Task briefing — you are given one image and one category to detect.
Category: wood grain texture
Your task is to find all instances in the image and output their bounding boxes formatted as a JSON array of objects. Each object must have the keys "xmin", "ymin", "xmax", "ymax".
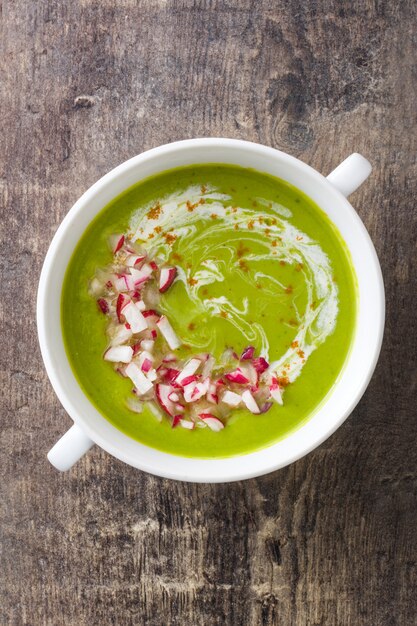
[{"xmin": 1, "ymin": 1, "xmax": 416, "ymax": 624}]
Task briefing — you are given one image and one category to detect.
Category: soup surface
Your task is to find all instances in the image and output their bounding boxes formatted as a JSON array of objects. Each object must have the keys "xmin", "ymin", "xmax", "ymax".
[{"xmin": 62, "ymin": 164, "xmax": 357, "ymax": 458}]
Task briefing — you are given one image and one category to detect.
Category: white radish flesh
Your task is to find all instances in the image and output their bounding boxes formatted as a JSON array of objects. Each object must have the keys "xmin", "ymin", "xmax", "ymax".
[
  {"xmin": 126, "ymin": 396, "xmax": 143, "ymax": 413},
  {"xmin": 108, "ymin": 324, "xmax": 132, "ymax": 347},
  {"xmin": 125, "ymin": 362, "xmax": 153, "ymax": 395},
  {"xmin": 104, "ymin": 345, "xmax": 133, "ymax": 363},
  {"xmin": 175, "ymin": 358, "xmax": 201, "ymax": 385},
  {"xmin": 123, "ymin": 302, "xmax": 148, "ymax": 333},
  {"xmin": 222, "ymin": 390, "xmax": 242, "ymax": 407},
  {"xmin": 199, "ymin": 414, "xmax": 224, "ymax": 431},
  {"xmin": 156, "ymin": 316, "xmax": 181, "ymax": 350},
  {"xmin": 159, "ymin": 267, "xmax": 177, "ymax": 293},
  {"xmin": 141, "ymin": 339, "xmax": 155, "ymax": 352},
  {"xmin": 241, "ymin": 389, "xmax": 260, "ymax": 414}
]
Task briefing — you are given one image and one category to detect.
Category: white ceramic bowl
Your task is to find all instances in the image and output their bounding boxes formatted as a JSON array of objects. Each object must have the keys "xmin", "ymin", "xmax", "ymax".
[{"xmin": 37, "ymin": 139, "xmax": 384, "ymax": 481}]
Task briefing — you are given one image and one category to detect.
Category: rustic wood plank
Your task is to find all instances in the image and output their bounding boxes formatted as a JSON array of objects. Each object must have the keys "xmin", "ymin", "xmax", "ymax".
[{"xmin": 1, "ymin": 1, "xmax": 416, "ymax": 624}]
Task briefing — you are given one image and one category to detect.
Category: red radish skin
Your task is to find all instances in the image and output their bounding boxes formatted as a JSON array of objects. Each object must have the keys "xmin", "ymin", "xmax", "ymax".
[
  {"xmin": 252, "ymin": 357, "xmax": 269, "ymax": 374},
  {"xmin": 159, "ymin": 267, "xmax": 177, "ymax": 293},
  {"xmin": 140, "ymin": 358, "xmax": 153, "ymax": 373},
  {"xmin": 116, "ymin": 293, "xmax": 129, "ymax": 322},
  {"xmin": 225, "ymin": 368, "xmax": 250, "ymax": 385},
  {"xmin": 109, "ymin": 234, "xmax": 125, "ymax": 254},
  {"xmin": 163, "ymin": 368, "xmax": 181, "ymax": 384},
  {"xmin": 172, "ymin": 415, "xmax": 182, "ymax": 428},
  {"xmin": 155, "ymin": 384, "xmax": 176, "ymax": 416},
  {"xmin": 179, "ymin": 375, "xmax": 199, "ymax": 387},
  {"xmin": 97, "ymin": 298, "xmax": 109, "ymax": 314},
  {"xmin": 150, "ymin": 261, "xmax": 159, "ymax": 271},
  {"xmin": 241, "ymin": 346, "xmax": 255, "ymax": 360},
  {"xmin": 126, "ymin": 254, "xmax": 146, "ymax": 267}
]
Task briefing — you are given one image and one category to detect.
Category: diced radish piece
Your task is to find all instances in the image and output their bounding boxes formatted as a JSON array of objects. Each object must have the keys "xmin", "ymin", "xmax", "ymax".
[
  {"xmin": 141, "ymin": 339, "xmax": 155, "ymax": 352},
  {"xmin": 108, "ymin": 324, "xmax": 132, "ymax": 346},
  {"xmin": 172, "ymin": 415, "xmax": 182, "ymax": 428},
  {"xmin": 259, "ymin": 401, "xmax": 273, "ymax": 413},
  {"xmin": 241, "ymin": 346, "xmax": 255, "ymax": 360},
  {"xmin": 175, "ymin": 358, "xmax": 201, "ymax": 385},
  {"xmin": 183, "ymin": 381, "xmax": 198, "ymax": 403},
  {"xmin": 180, "ymin": 375, "xmax": 199, "ymax": 387},
  {"xmin": 126, "ymin": 254, "xmax": 146, "ymax": 267},
  {"xmin": 114, "ymin": 276, "xmax": 128, "ymax": 292},
  {"xmin": 252, "ymin": 357, "xmax": 269, "ymax": 374},
  {"xmin": 115, "ymin": 364, "xmax": 128, "ymax": 377},
  {"xmin": 89, "ymin": 277, "xmax": 103, "ymax": 296},
  {"xmin": 116, "ymin": 293, "xmax": 130, "ymax": 322},
  {"xmin": 151, "ymin": 329, "xmax": 157, "ymax": 339},
  {"xmin": 241, "ymin": 389, "xmax": 260, "ymax": 414},
  {"xmin": 163, "ymin": 353, "xmax": 177, "ymax": 363},
  {"xmin": 199, "ymin": 414, "xmax": 224, "ymax": 431},
  {"xmin": 109, "ymin": 234, "xmax": 125, "ymax": 254},
  {"xmin": 125, "ymin": 362, "xmax": 154, "ymax": 395},
  {"xmin": 104, "ymin": 345, "xmax": 133, "ymax": 363},
  {"xmin": 130, "ymin": 265, "xmax": 153, "ymax": 287},
  {"xmin": 132, "ymin": 343, "xmax": 141, "ymax": 356},
  {"xmin": 190, "ymin": 381, "xmax": 208, "ymax": 401},
  {"xmin": 180, "ymin": 419, "xmax": 195, "ymax": 430},
  {"xmin": 143, "ymin": 309, "xmax": 160, "ymax": 329},
  {"xmin": 162, "ymin": 368, "xmax": 181, "ymax": 385},
  {"xmin": 159, "ymin": 267, "xmax": 177, "ymax": 293},
  {"xmin": 146, "ymin": 369, "xmax": 158, "ymax": 382},
  {"xmin": 269, "ymin": 376, "xmax": 283, "ymax": 405},
  {"xmin": 207, "ymin": 382, "xmax": 219, "ymax": 404},
  {"xmin": 155, "ymin": 384, "xmax": 176, "ymax": 416},
  {"xmin": 174, "ymin": 403, "xmax": 185, "ymax": 414},
  {"xmin": 157, "ymin": 315, "xmax": 181, "ymax": 350},
  {"xmin": 221, "ymin": 348, "xmax": 239, "ymax": 364},
  {"xmin": 168, "ymin": 391, "xmax": 180, "ymax": 402},
  {"xmin": 123, "ymin": 302, "xmax": 147, "ymax": 333},
  {"xmin": 238, "ymin": 361, "xmax": 258, "ymax": 385},
  {"xmin": 225, "ymin": 368, "xmax": 250, "ymax": 385},
  {"xmin": 222, "ymin": 390, "xmax": 241, "ymax": 407},
  {"xmin": 270, "ymin": 386, "xmax": 283, "ymax": 405},
  {"xmin": 126, "ymin": 396, "xmax": 143, "ymax": 413},
  {"xmin": 201, "ymin": 355, "xmax": 215, "ymax": 378},
  {"xmin": 97, "ymin": 298, "xmax": 109, "ymax": 314},
  {"xmin": 150, "ymin": 260, "xmax": 158, "ymax": 271},
  {"xmin": 135, "ymin": 300, "xmax": 146, "ymax": 312},
  {"xmin": 148, "ymin": 402, "xmax": 163, "ymax": 422},
  {"xmin": 140, "ymin": 358, "xmax": 153, "ymax": 373}
]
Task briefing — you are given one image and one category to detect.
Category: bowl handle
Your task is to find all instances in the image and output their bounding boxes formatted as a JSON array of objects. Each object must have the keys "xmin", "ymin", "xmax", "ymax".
[
  {"xmin": 326, "ymin": 153, "xmax": 372, "ymax": 197},
  {"xmin": 47, "ymin": 423, "xmax": 94, "ymax": 471}
]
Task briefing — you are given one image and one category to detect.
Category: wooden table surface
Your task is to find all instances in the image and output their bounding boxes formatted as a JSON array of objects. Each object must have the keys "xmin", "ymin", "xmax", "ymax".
[{"xmin": 1, "ymin": 2, "xmax": 416, "ymax": 624}]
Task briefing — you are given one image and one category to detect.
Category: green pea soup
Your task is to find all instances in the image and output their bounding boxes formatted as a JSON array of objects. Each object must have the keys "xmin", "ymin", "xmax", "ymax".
[{"xmin": 61, "ymin": 164, "xmax": 357, "ymax": 458}]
